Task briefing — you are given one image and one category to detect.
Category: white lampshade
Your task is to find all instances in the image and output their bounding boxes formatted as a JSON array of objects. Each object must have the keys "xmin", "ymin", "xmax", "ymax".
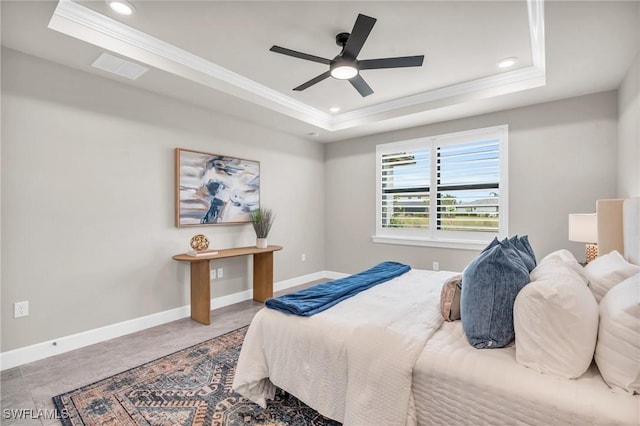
[{"xmin": 568, "ymin": 213, "xmax": 598, "ymax": 243}]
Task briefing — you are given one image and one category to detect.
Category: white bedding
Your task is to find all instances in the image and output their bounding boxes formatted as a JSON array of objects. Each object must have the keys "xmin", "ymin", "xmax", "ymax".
[
  {"xmin": 413, "ymin": 321, "xmax": 640, "ymax": 425},
  {"xmin": 234, "ymin": 266, "xmax": 640, "ymax": 426},
  {"xmin": 233, "ymin": 269, "xmax": 457, "ymax": 426}
]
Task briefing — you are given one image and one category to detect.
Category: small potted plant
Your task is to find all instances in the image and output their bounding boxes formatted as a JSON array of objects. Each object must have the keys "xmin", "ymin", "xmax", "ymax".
[{"xmin": 250, "ymin": 207, "xmax": 275, "ymax": 248}]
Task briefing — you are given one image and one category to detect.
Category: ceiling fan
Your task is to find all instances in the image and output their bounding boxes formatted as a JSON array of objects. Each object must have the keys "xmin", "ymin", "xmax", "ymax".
[{"xmin": 270, "ymin": 14, "xmax": 424, "ymax": 98}]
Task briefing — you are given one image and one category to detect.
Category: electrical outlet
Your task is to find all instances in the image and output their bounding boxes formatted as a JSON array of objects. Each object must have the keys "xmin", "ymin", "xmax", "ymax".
[
  {"xmin": 432, "ymin": 261, "xmax": 440, "ymax": 271},
  {"xmin": 210, "ymin": 269, "xmax": 217, "ymax": 280},
  {"xmin": 14, "ymin": 301, "xmax": 29, "ymax": 318},
  {"xmin": 217, "ymin": 268, "xmax": 223, "ymax": 278},
  {"xmin": 301, "ymin": 253, "xmax": 306, "ymax": 262}
]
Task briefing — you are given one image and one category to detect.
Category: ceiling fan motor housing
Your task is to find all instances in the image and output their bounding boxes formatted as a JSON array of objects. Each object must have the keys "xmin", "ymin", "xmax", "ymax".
[
  {"xmin": 335, "ymin": 32, "xmax": 351, "ymax": 48},
  {"xmin": 330, "ymin": 32, "xmax": 359, "ymax": 79}
]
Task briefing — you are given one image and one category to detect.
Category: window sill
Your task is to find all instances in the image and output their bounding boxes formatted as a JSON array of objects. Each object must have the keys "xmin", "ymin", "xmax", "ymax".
[{"xmin": 371, "ymin": 235, "xmax": 488, "ymax": 251}]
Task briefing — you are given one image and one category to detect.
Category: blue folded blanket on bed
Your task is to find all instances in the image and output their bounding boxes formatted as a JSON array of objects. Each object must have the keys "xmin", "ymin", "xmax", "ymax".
[{"xmin": 265, "ymin": 261, "xmax": 411, "ymax": 316}]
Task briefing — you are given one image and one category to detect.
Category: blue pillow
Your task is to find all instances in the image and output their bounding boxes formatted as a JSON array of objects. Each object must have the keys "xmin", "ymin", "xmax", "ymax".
[
  {"xmin": 518, "ymin": 235, "xmax": 536, "ymax": 266},
  {"xmin": 481, "ymin": 237, "xmax": 500, "ymax": 253},
  {"xmin": 461, "ymin": 242, "xmax": 530, "ymax": 349},
  {"xmin": 507, "ymin": 236, "xmax": 536, "ymax": 272},
  {"xmin": 480, "ymin": 236, "xmax": 536, "ymax": 272}
]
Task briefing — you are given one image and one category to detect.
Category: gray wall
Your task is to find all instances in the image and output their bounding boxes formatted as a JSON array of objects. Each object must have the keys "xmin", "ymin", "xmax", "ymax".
[
  {"xmin": 325, "ymin": 91, "xmax": 619, "ymax": 274},
  {"xmin": 1, "ymin": 49, "xmax": 326, "ymax": 351},
  {"xmin": 1, "ymin": 46, "xmax": 633, "ymax": 354},
  {"xmin": 617, "ymin": 53, "xmax": 639, "ymax": 198}
]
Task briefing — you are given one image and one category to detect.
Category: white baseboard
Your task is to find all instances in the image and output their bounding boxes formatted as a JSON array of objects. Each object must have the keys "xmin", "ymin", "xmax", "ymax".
[
  {"xmin": 0, "ymin": 270, "xmax": 345, "ymax": 371},
  {"xmin": 273, "ymin": 270, "xmax": 347, "ymax": 292}
]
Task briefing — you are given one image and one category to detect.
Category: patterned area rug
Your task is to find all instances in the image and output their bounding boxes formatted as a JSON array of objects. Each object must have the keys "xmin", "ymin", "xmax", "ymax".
[{"xmin": 53, "ymin": 327, "xmax": 341, "ymax": 426}]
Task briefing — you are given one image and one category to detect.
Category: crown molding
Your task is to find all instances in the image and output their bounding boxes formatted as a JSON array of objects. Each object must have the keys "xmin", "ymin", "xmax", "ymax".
[
  {"xmin": 49, "ymin": 0, "xmax": 333, "ymax": 129},
  {"xmin": 48, "ymin": 0, "xmax": 546, "ymax": 133},
  {"xmin": 528, "ymin": 0, "xmax": 546, "ymax": 72},
  {"xmin": 331, "ymin": 66, "xmax": 545, "ymax": 129}
]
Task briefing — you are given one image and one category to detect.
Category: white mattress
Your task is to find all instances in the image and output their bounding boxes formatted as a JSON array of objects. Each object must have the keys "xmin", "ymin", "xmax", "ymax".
[
  {"xmin": 413, "ymin": 321, "xmax": 640, "ymax": 426},
  {"xmin": 234, "ymin": 269, "xmax": 456, "ymax": 425}
]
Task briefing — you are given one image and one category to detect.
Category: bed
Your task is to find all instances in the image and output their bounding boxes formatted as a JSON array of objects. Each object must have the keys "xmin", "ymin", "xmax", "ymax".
[{"xmin": 233, "ymin": 198, "xmax": 640, "ymax": 426}]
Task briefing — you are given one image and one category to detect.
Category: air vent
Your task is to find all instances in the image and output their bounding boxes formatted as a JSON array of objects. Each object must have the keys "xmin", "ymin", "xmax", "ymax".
[{"xmin": 91, "ymin": 52, "xmax": 148, "ymax": 80}]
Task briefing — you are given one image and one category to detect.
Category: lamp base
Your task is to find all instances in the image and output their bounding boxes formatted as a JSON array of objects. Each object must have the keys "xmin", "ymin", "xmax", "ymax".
[{"xmin": 585, "ymin": 244, "xmax": 598, "ymax": 263}]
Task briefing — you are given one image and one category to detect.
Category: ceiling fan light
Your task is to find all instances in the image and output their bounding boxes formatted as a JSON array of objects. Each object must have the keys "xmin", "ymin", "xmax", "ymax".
[
  {"xmin": 107, "ymin": 0, "xmax": 135, "ymax": 16},
  {"xmin": 330, "ymin": 65, "xmax": 358, "ymax": 80}
]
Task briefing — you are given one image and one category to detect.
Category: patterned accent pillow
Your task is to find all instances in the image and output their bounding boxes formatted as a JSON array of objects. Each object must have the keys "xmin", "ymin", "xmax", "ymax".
[{"xmin": 440, "ymin": 275, "xmax": 462, "ymax": 321}]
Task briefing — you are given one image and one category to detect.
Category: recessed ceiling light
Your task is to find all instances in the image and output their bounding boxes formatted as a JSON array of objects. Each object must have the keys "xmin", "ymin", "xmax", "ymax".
[
  {"xmin": 329, "ymin": 107, "xmax": 341, "ymax": 113},
  {"xmin": 107, "ymin": 0, "xmax": 135, "ymax": 16},
  {"xmin": 497, "ymin": 57, "xmax": 518, "ymax": 69}
]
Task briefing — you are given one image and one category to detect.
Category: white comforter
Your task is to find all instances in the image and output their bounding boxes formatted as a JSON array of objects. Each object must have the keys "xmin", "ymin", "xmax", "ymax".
[{"xmin": 233, "ymin": 269, "xmax": 456, "ymax": 426}]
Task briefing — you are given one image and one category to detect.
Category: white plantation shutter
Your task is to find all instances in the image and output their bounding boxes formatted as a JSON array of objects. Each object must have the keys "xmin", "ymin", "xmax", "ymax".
[
  {"xmin": 436, "ymin": 139, "xmax": 500, "ymax": 232},
  {"xmin": 380, "ymin": 149, "xmax": 430, "ymax": 229},
  {"xmin": 375, "ymin": 125, "xmax": 508, "ymax": 249}
]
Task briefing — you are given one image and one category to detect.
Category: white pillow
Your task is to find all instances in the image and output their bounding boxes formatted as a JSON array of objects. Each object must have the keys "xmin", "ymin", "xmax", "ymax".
[
  {"xmin": 531, "ymin": 253, "xmax": 588, "ymax": 286},
  {"xmin": 539, "ymin": 249, "xmax": 577, "ymax": 264},
  {"xmin": 595, "ymin": 274, "xmax": 640, "ymax": 394},
  {"xmin": 514, "ymin": 257, "xmax": 599, "ymax": 378},
  {"xmin": 584, "ymin": 250, "xmax": 640, "ymax": 303}
]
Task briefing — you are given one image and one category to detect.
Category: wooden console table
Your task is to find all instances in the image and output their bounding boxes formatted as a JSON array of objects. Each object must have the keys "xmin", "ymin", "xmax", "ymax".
[{"xmin": 172, "ymin": 245, "xmax": 283, "ymax": 325}]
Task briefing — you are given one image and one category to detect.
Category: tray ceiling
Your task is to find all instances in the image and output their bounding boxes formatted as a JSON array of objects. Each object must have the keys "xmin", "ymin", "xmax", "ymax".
[{"xmin": 1, "ymin": 1, "xmax": 638, "ymax": 142}]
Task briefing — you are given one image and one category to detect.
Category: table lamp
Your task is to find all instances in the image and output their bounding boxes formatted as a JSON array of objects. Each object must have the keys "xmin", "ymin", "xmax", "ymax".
[{"xmin": 568, "ymin": 213, "xmax": 598, "ymax": 263}]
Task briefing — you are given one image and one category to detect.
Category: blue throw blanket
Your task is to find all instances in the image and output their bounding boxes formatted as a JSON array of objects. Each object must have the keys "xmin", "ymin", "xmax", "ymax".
[{"xmin": 265, "ymin": 261, "xmax": 411, "ymax": 316}]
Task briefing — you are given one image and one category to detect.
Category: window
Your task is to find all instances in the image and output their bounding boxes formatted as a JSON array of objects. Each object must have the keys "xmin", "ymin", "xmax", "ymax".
[{"xmin": 374, "ymin": 125, "xmax": 508, "ymax": 250}]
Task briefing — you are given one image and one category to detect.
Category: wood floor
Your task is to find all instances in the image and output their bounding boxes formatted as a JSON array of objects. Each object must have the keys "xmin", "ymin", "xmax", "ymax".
[{"xmin": 0, "ymin": 282, "xmax": 317, "ymax": 425}]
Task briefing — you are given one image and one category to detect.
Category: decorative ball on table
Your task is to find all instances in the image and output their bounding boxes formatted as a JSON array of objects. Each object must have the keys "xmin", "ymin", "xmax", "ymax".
[{"xmin": 190, "ymin": 234, "xmax": 210, "ymax": 251}]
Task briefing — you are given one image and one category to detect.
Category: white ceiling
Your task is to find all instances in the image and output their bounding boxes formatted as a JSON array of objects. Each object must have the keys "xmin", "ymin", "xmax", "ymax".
[{"xmin": 1, "ymin": 1, "xmax": 638, "ymax": 142}]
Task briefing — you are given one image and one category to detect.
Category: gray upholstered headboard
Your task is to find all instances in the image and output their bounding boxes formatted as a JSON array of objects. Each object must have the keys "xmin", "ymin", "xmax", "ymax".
[{"xmin": 597, "ymin": 197, "xmax": 640, "ymax": 265}]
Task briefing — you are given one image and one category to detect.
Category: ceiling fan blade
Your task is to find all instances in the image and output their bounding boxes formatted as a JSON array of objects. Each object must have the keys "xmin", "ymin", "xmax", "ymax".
[
  {"xmin": 359, "ymin": 55, "xmax": 424, "ymax": 70},
  {"xmin": 270, "ymin": 46, "xmax": 331, "ymax": 65},
  {"xmin": 342, "ymin": 14, "xmax": 377, "ymax": 60},
  {"xmin": 293, "ymin": 71, "xmax": 332, "ymax": 91},
  {"xmin": 349, "ymin": 74, "xmax": 374, "ymax": 97}
]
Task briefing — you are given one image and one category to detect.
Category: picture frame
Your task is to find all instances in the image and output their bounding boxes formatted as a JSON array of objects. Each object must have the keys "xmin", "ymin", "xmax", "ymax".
[{"xmin": 175, "ymin": 148, "xmax": 260, "ymax": 227}]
